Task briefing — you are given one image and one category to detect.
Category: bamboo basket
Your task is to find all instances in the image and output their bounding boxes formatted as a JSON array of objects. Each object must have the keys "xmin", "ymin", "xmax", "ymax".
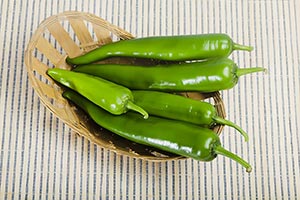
[{"xmin": 25, "ymin": 11, "xmax": 226, "ymax": 160}]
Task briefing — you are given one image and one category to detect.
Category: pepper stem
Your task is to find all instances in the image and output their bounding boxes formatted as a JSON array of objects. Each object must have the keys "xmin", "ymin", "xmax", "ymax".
[
  {"xmin": 233, "ymin": 43, "xmax": 254, "ymax": 52},
  {"xmin": 126, "ymin": 101, "xmax": 149, "ymax": 119},
  {"xmin": 214, "ymin": 145, "xmax": 252, "ymax": 173},
  {"xmin": 213, "ymin": 116, "xmax": 249, "ymax": 142},
  {"xmin": 236, "ymin": 67, "xmax": 267, "ymax": 78}
]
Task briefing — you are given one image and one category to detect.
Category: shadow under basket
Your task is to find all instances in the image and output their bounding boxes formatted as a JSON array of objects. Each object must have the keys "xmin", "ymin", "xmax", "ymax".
[{"xmin": 25, "ymin": 11, "xmax": 226, "ymax": 161}]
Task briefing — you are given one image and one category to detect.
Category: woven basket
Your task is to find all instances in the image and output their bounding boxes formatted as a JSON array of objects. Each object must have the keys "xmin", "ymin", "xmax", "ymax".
[{"xmin": 25, "ymin": 11, "xmax": 226, "ymax": 160}]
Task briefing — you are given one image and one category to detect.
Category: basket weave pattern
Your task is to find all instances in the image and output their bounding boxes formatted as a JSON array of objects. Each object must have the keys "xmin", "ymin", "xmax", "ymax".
[{"xmin": 25, "ymin": 11, "xmax": 226, "ymax": 160}]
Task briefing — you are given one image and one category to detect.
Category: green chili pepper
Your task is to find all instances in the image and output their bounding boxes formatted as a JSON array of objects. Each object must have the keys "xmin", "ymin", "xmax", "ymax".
[
  {"xmin": 132, "ymin": 90, "xmax": 249, "ymax": 141},
  {"xmin": 47, "ymin": 68, "xmax": 148, "ymax": 118},
  {"xmin": 73, "ymin": 58, "xmax": 266, "ymax": 92},
  {"xmin": 66, "ymin": 34, "xmax": 253, "ymax": 65},
  {"xmin": 63, "ymin": 90, "xmax": 252, "ymax": 172}
]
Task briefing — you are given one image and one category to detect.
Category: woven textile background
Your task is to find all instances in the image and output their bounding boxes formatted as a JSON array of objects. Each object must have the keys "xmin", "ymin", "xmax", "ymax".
[{"xmin": 0, "ymin": 0, "xmax": 299, "ymax": 199}]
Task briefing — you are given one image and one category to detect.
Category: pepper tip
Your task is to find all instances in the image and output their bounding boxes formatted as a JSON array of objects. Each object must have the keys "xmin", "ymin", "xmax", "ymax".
[
  {"xmin": 126, "ymin": 101, "xmax": 149, "ymax": 119},
  {"xmin": 233, "ymin": 43, "xmax": 254, "ymax": 52},
  {"xmin": 65, "ymin": 56, "xmax": 74, "ymax": 66},
  {"xmin": 143, "ymin": 114, "xmax": 149, "ymax": 119},
  {"xmin": 246, "ymin": 166, "xmax": 252, "ymax": 173}
]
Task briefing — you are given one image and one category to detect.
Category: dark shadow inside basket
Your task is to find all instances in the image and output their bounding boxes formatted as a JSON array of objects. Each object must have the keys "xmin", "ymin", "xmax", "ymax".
[{"xmin": 67, "ymin": 56, "xmax": 224, "ymax": 160}]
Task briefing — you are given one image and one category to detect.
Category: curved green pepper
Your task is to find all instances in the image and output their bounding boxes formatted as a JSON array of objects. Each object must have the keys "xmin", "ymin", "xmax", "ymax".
[
  {"xmin": 132, "ymin": 90, "xmax": 249, "ymax": 141},
  {"xmin": 66, "ymin": 34, "xmax": 253, "ymax": 65},
  {"xmin": 63, "ymin": 90, "xmax": 252, "ymax": 172},
  {"xmin": 47, "ymin": 68, "xmax": 148, "ymax": 118},
  {"xmin": 73, "ymin": 58, "xmax": 266, "ymax": 92}
]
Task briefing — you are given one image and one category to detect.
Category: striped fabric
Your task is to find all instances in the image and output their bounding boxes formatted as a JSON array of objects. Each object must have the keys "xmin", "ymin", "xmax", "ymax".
[{"xmin": 0, "ymin": 0, "xmax": 299, "ymax": 199}]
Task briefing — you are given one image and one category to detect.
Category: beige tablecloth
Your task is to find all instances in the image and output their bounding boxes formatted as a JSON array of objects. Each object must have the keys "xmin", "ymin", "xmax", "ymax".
[{"xmin": 0, "ymin": 0, "xmax": 299, "ymax": 199}]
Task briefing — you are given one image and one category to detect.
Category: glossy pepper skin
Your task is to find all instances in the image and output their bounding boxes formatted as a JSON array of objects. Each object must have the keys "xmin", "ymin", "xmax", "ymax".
[
  {"xmin": 63, "ymin": 90, "xmax": 252, "ymax": 172},
  {"xmin": 132, "ymin": 90, "xmax": 249, "ymax": 141},
  {"xmin": 66, "ymin": 34, "xmax": 253, "ymax": 65},
  {"xmin": 47, "ymin": 68, "xmax": 148, "ymax": 118},
  {"xmin": 73, "ymin": 58, "xmax": 266, "ymax": 92}
]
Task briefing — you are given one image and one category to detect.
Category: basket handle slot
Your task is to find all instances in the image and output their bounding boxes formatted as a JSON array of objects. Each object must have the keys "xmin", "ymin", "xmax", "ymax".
[
  {"xmin": 68, "ymin": 18, "xmax": 94, "ymax": 50},
  {"xmin": 92, "ymin": 24, "xmax": 113, "ymax": 45},
  {"xmin": 47, "ymin": 21, "xmax": 82, "ymax": 58},
  {"xmin": 36, "ymin": 37, "xmax": 62, "ymax": 66},
  {"xmin": 34, "ymin": 79, "xmax": 65, "ymax": 103},
  {"xmin": 31, "ymin": 57, "xmax": 52, "ymax": 77}
]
